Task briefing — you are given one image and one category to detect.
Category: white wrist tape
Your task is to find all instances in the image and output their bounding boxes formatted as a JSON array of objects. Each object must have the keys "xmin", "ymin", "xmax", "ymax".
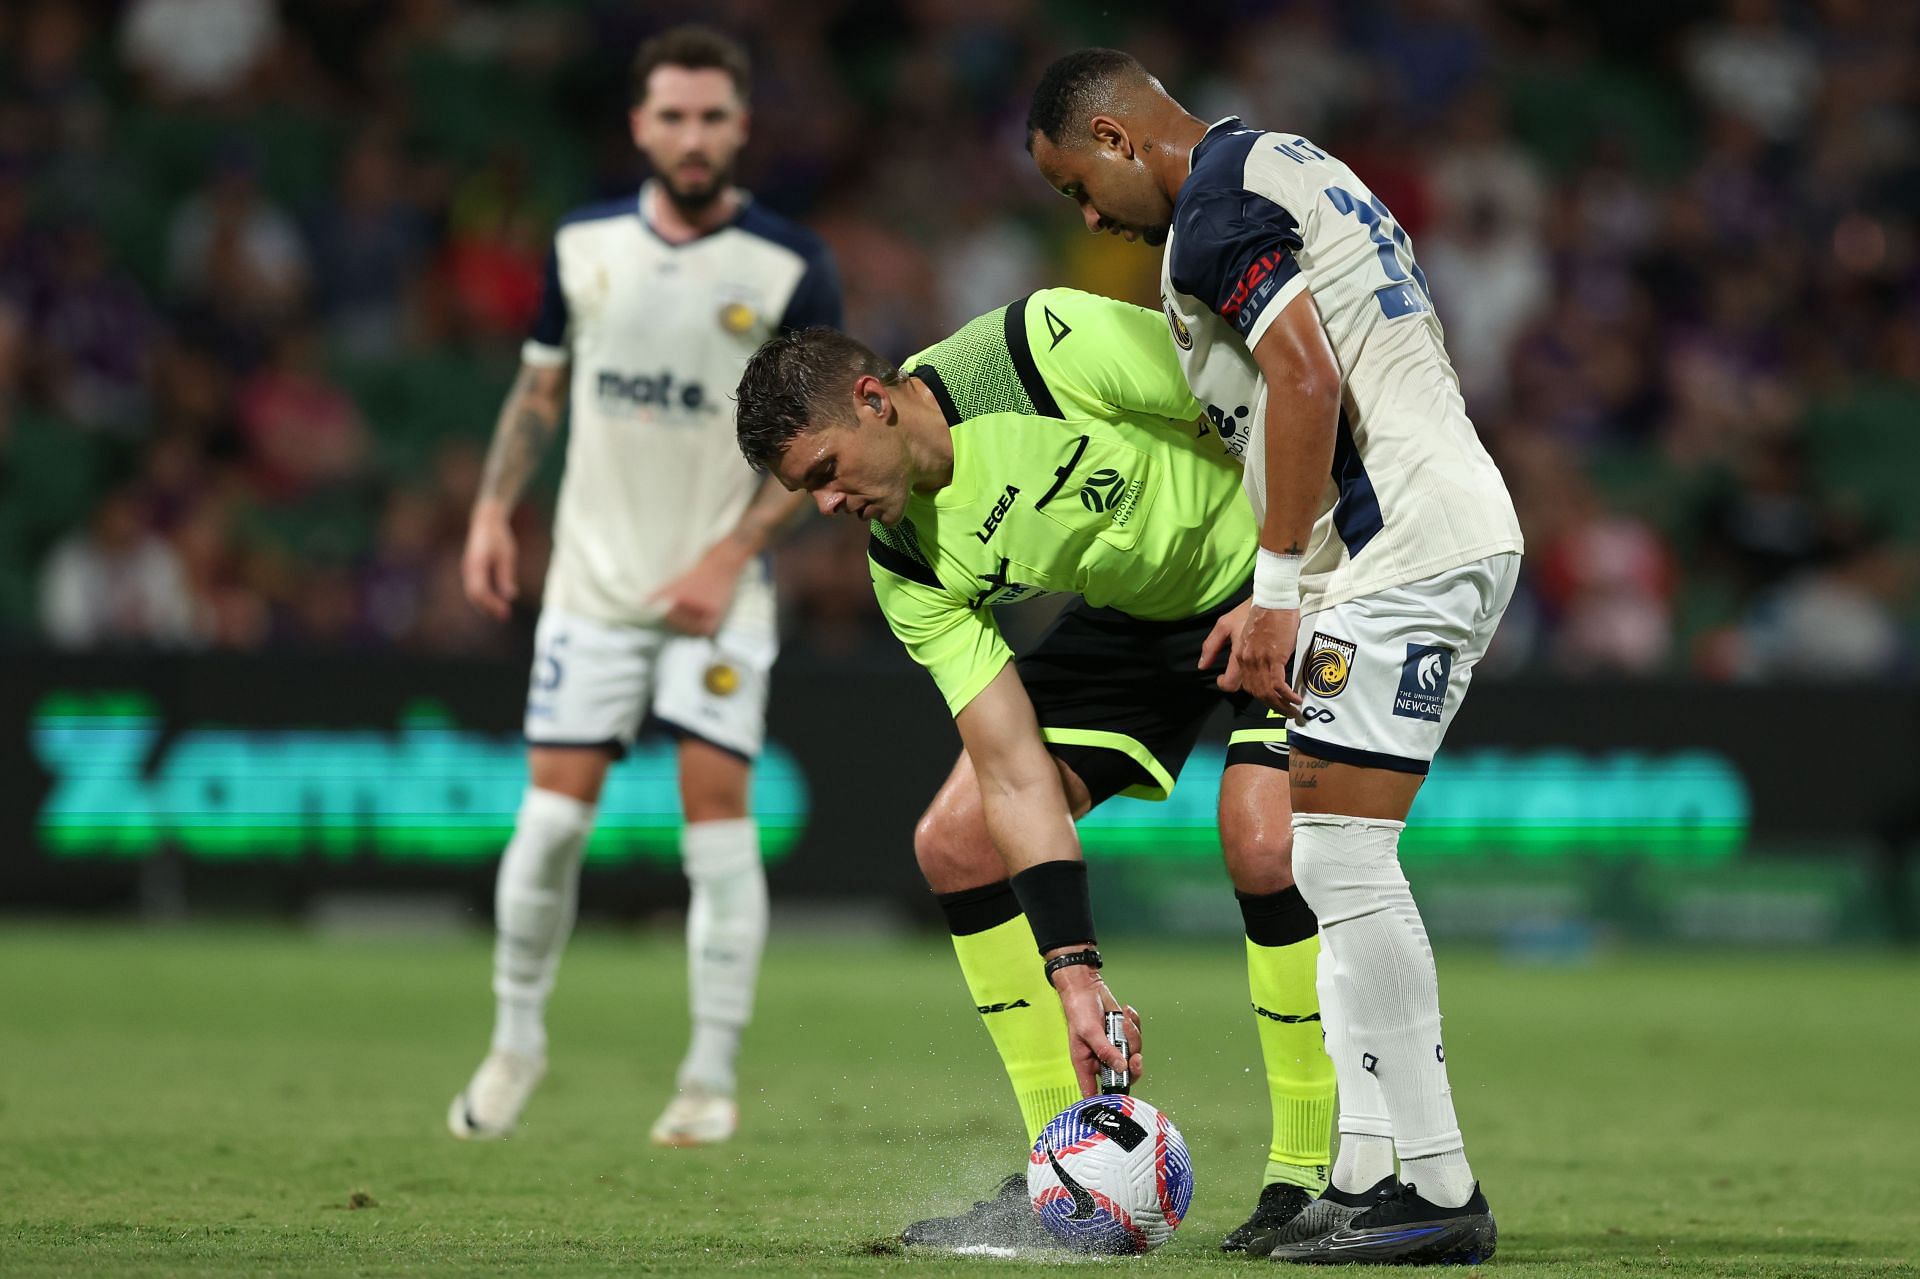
[{"xmin": 1252, "ymin": 547, "xmax": 1303, "ymax": 611}]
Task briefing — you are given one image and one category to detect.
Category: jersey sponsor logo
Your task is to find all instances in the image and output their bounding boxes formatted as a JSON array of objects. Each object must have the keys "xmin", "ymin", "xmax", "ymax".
[
  {"xmin": 718, "ymin": 301, "xmax": 756, "ymax": 334},
  {"xmin": 1163, "ymin": 298, "xmax": 1193, "ymax": 350},
  {"xmin": 1043, "ymin": 306, "xmax": 1073, "ymax": 350},
  {"xmin": 595, "ymin": 370, "xmax": 715, "ymax": 414},
  {"xmin": 1218, "ymin": 249, "xmax": 1291, "ymax": 330},
  {"xmin": 1202, "ymin": 403, "xmax": 1252, "ymax": 457},
  {"xmin": 1078, "ymin": 468, "xmax": 1142, "ymax": 525},
  {"xmin": 975, "ymin": 998, "xmax": 1031, "ymax": 1014},
  {"xmin": 1302, "ymin": 633, "xmax": 1357, "ymax": 699},
  {"xmin": 1392, "ymin": 644, "xmax": 1453, "ymax": 722},
  {"xmin": 974, "ymin": 484, "xmax": 1020, "ymax": 544}
]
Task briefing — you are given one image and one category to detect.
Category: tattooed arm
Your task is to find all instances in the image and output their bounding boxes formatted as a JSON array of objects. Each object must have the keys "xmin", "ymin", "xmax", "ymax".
[{"xmin": 463, "ymin": 363, "xmax": 568, "ymax": 620}]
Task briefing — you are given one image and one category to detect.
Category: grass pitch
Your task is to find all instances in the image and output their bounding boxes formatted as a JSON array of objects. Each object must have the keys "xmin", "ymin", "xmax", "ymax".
[{"xmin": 0, "ymin": 922, "xmax": 1914, "ymax": 1277}]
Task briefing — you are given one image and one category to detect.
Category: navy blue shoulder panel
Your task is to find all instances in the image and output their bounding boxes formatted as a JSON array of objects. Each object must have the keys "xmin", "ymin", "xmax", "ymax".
[
  {"xmin": 531, "ymin": 197, "xmax": 638, "ymax": 350},
  {"xmin": 1169, "ymin": 126, "xmax": 1305, "ymax": 340},
  {"xmin": 737, "ymin": 203, "xmax": 845, "ymax": 332}
]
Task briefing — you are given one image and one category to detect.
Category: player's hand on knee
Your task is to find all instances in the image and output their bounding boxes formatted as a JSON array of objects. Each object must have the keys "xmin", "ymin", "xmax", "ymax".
[
  {"xmin": 463, "ymin": 512, "xmax": 518, "ymax": 621},
  {"xmin": 1239, "ymin": 605, "xmax": 1304, "ymax": 717}
]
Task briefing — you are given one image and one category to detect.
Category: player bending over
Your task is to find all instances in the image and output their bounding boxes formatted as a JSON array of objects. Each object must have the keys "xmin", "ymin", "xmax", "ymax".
[
  {"xmin": 448, "ymin": 26, "xmax": 840, "ymax": 1148},
  {"xmin": 735, "ymin": 294, "xmax": 1332, "ymax": 1255},
  {"xmin": 1026, "ymin": 49, "xmax": 1523, "ymax": 1266}
]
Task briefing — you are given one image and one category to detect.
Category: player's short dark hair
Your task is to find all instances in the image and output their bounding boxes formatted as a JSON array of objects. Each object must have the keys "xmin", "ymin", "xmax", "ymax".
[
  {"xmin": 1027, "ymin": 48, "xmax": 1146, "ymax": 148},
  {"xmin": 735, "ymin": 328, "xmax": 901, "ymax": 473},
  {"xmin": 632, "ymin": 25, "xmax": 751, "ymax": 107}
]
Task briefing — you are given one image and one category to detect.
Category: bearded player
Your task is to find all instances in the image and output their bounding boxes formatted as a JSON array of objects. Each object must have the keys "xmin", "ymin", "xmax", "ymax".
[
  {"xmin": 448, "ymin": 26, "xmax": 841, "ymax": 1147},
  {"xmin": 1026, "ymin": 50, "xmax": 1523, "ymax": 1265},
  {"xmin": 736, "ymin": 293, "xmax": 1335, "ymax": 1256}
]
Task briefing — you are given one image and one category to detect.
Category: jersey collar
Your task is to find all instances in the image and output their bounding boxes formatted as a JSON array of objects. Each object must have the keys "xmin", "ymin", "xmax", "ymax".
[
  {"xmin": 637, "ymin": 179, "xmax": 751, "ymax": 248},
  {"xmin": 1189, "ymin": 116, "xmax": 1246, "ymax": 173},
  {"xmin": 911, "ymin": 363, "xmax": 962, "ymax": 428}
]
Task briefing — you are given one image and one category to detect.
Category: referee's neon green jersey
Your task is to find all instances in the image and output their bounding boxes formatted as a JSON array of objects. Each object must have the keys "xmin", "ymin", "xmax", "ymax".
[{"xmin": 870, "ymin": 289, "xmax": 1257, "ymax": 716}]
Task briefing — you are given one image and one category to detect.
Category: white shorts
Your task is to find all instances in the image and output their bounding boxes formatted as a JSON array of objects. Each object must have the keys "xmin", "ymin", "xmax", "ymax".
[
  {"xmin": 1288, "ymin": 553, "xmax": 1520, "ymax": 775},
  {"xmin": 523, "ymin": 605, "xmax": 777, "ymax": 760}
]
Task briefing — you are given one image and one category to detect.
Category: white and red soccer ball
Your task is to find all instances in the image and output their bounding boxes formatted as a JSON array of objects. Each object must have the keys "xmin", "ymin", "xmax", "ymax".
[{"xmin": 1028, "ymin": 1094, "xmax": 1193, "ymax": 1254}]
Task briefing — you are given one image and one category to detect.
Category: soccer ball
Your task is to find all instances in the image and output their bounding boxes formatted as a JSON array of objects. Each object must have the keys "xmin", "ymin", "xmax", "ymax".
[{"xmin": 1027, "ymin": 1094, "xmax": 1193, "ymax": 1254}]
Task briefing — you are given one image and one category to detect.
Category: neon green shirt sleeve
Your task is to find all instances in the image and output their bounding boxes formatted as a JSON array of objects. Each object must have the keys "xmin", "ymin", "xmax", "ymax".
[
  {"xmin": 870, "ymin": 562, "xmax": 1013, "ymax": 717},
  {"xmin": 1026, "ymin": 287, "xmax": 1205, "ymax": 424}
]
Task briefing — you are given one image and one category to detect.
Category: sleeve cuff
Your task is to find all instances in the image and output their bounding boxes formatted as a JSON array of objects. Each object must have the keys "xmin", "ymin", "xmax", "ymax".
[
  {"xmin": 943, "ymin": 652, "xmax": 1013, "ymax": 718},
  {"xmin": 1242, "ymin": 273, "xmax": 1312, "ymax": 352},
  {"xmin": 520, "ymin": 340, "xmax": 569, "ymax": 368}
]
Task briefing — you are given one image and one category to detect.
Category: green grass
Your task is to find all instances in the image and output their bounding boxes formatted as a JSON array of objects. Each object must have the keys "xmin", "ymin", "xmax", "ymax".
[{"xmin": 1, "ymin": 923, "xmax": 1915, "ymax": 1277}]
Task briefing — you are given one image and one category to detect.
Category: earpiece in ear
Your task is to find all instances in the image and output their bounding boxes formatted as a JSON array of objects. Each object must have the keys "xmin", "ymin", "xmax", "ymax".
[{"xmin": 866, "ymin": 394, "xmax": 883, "ymax": 413}]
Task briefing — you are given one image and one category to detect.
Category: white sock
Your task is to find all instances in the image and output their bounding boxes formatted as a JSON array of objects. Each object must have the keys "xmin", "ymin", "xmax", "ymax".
[
  {"xmin": 677, "ymin": 818, "xmax": 767, "ymax": 1094},
  {"xmin": 489, "ymin": 787, "xmax": 594, "ymax": 1058},
  {"xmin": 1293, "ymin": 813, "xmax": 1475, "ymax": 1209},
  {"xmin": 1318, "ymin": 927, "xmax": 1397, "ymax": 1195},
  {"xmin": 1401, "ymin": 1150, "xmax": 1475, "ymax": 1208},
  {"xmin": 681, "ymin": 1020, "xmax": 743, "ymax": 1093}
]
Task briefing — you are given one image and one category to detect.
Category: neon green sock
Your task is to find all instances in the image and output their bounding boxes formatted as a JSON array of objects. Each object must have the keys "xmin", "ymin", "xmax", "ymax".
[
  {"xmin": 1248, "ymin": 934, "xmax": 1336, "ymax": 1191},
  {"xmin": 952, "ymin": 914, "xmax": 1081, "ymax": 1146}
]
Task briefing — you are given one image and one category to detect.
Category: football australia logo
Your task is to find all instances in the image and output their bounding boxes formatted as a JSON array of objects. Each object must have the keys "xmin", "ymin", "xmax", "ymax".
[
  {"xmin": 1302, "ymin": 633, "xmax": 1358, "ymax": 699},
  {"xmin": 1079, "ymin": 468, "xmax": 1127, "ymax": 512},
  {"xmin": 1078, "ymin": 468, "xmax": 1143, "ymax": 525}
]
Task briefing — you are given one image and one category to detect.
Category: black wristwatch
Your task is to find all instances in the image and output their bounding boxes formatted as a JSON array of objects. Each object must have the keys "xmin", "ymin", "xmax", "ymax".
[{"xmin": 1043, "ymin": 947, "xmax": 1103, "ymax": 983}]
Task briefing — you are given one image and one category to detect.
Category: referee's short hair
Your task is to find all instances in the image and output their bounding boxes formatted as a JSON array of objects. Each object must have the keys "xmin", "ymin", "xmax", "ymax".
[
  {"xmin": 632, "ymin": 25, "xmax": 751, "ymax": 106},
  {"xmin": 735, "ymin": 327, "xmax": 900, "ymax": 473}
]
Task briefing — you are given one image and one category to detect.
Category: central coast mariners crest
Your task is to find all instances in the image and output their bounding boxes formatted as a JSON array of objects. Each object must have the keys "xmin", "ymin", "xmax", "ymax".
[
  {"xmin": 718, "ymin": 301, "xmax": 756, "ymax": 335},
  {"xmin": 703, "ymin": 662, "xmax": 742, "ymax": 696},
  {"xmin": 1163, "ymin": 297, "xmax": 1193, "ymax": 350},
  {"xmin": 1302, "ymin": 633, "xmax": 1357, "ymax": 699}
]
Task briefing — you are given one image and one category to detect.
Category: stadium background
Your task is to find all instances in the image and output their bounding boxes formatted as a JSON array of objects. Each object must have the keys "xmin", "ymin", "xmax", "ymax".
[
  {"xmin": 4, "ymin": 4, "xmax": 1919, "ymax": 1275},
  {"xmin": 2, "ymin": 0, "xmax": 1914, "ymax": 942}
]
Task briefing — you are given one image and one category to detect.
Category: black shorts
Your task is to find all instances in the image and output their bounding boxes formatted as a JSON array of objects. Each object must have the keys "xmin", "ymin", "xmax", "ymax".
[{"xmin": 1014, "ymin": 580, "xmax": 1288, "ymax": 807}]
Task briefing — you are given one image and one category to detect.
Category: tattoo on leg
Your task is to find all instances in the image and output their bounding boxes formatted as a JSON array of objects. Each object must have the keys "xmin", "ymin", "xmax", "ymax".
[{"xmin": 1292, "ymin": 755, "xmax": 1329, "ymax": 791}]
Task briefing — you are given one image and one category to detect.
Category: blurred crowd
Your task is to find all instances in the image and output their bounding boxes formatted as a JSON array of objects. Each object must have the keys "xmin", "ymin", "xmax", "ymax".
[{"xmin": 2, "ymin": 0, "xmax": 1916, "ymax": 679}]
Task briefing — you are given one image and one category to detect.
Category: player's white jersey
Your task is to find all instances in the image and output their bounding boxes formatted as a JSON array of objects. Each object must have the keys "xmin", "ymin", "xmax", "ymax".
[
  {"xmin": 523, "ymin": 182, "xmax": 841, "ymax": 627},
  {"xmin": 1160, "ymin": 118, "xmax": 1523, "ymax": 613}
]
